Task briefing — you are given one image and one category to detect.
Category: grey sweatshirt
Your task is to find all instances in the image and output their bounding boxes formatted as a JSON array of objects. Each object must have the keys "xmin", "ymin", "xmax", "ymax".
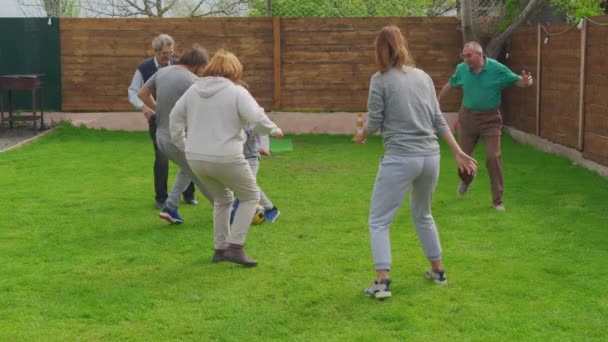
[{"xmin": 366, "ymin": 67, "xmax": 449, "ymax": 156}]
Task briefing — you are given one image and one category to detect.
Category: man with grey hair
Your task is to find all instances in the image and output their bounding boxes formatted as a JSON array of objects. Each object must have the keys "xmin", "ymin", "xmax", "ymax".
[
  {"xmin": 128, "ymin": 33, "xmax": 197, "ymax": 210},
  {"xmin": 437, "ymin": 41, "xmax": 533, "ymax": 211}
]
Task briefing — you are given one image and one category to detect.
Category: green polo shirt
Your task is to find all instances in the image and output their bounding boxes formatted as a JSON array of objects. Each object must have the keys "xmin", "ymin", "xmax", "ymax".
[{"xmin": 449, "ymin": 57, "xmax": 520, "ymax": 111}]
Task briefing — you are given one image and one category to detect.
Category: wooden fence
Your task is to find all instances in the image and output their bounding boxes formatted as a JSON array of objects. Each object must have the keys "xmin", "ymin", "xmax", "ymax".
[
  {"xmin": 60, "ymin": 17, "xmax": 463, "ymax": 112},
  {"xmin": 503, "ymin": 16, "xmax": 608, "ymax": 167}
]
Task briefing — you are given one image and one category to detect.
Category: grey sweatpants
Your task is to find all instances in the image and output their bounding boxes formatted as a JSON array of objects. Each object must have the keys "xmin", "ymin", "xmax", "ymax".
[
  {"xmin": 188, "ymin": 158, "xmax": 260, "ymax": 249},
  {"xmin": 156, "ymin": 135, "xmax": 213, "ymax": 209},
  {"xmin": 369, "ymin": 154, "xmax": 443, "ymax": 270},
  {"xmin": 246, "ymin": 157, "xmax": 273, "ymax": 209}
]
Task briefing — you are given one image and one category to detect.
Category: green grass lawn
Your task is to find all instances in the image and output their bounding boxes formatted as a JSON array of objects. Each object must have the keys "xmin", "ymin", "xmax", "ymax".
[{"xmin": 0, "ymin": 124, "xmax": 606, "ymax": 340}]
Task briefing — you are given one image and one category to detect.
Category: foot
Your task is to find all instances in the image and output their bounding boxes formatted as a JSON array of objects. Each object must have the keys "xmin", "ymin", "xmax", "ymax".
[
  {"xmin": 229, "ymin": 199, "xmax": 240, "ymax": 225},
  {"xmin": 457, "ymin": 174, "xmax": 475, "ymax": 196},
  {"xmin": 493, "ymin": 204, "xmax": 505, "ymax": 211},
  {"xmin": 211, "ymin": 249, "xmax": 225, "ymax": 263},
  {"xmin": 264, "ymin": 206, "xmax": 280, "ymax": 223},
  {"xmin": 425, "ymin": 269, "xmax": 447, "ymax": 285},
  {"xmin": 363, "ymin": 278, "xmax": 392, "ymax": 299},
  {"xmin": 159, "ymin": 207, "xmax": 184, "ymax": 224},
  {"xmin": 155, "ymin": 201, "xmax": 165, "ymax": 210},
  {"xmin": 223, "ymin": 244, "xmax": 257, "ymax": 267},
  {"xmin": 184, "ymin": 197, "xmax": 199, "ymax": 205}
]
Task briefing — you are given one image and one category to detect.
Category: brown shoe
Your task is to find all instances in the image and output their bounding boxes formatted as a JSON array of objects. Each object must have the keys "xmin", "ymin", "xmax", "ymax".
[
  {"xmin": 224, "ymin": 244, "xmax": 257, "ymax": 267},
  {"xmin": 211, "ymin": 249, "xmax": 225, "ymax": 263}
]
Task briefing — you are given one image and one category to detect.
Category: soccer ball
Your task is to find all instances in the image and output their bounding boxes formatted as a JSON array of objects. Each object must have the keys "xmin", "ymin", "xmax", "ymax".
[{"xmin": 251, "ymin": 205, "xmax": 265, "ymax": 225}]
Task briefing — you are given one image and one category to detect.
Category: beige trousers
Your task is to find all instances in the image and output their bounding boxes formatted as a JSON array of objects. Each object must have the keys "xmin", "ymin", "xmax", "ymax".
[{"xmin": 188, "ymin": 158, "xmax": 260, "ymax": 249}]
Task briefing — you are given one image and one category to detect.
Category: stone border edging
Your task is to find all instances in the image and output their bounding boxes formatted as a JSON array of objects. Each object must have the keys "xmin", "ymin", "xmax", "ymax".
[
  {"xmin": 0, "ymin": 127, "xmax": 59, "ymax": 153},
  {"xmin": 504, "ymin": 126, "xmax": 608, "ymax": 179}
]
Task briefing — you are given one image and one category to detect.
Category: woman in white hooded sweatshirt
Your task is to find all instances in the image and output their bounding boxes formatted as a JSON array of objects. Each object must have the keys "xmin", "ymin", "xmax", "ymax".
[{"xmin": 170, "ymin": 49, "xmax": 283, "ymax": 267}]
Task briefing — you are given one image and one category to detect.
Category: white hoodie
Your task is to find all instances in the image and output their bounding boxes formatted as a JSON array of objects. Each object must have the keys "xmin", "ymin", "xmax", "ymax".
[{"xmin": 170, "ymin": 77, "xmax": 282, "ymax": 163}]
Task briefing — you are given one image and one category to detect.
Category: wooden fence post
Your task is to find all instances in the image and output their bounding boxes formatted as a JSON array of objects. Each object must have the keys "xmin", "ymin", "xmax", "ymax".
[
  {"xmin": 273, "ymin": 17, "xmax": 281, "ymax": 111},
  {"xmin": 578, "ymin": 19, "xmax": 587, "ymax": 151},
  {"xmin": 536, "ymin": 24, "xmax": 541, "ymax": 137}
]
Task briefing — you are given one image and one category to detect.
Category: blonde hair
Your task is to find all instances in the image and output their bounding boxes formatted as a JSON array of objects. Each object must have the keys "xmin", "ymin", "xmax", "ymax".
[
  {"xmin": 202, "ymin": 49, "xmax": 243, "ymax": 83},
  {"xmin": 375, "ymin": 25, "xmax": 415, "ymax": 73}
]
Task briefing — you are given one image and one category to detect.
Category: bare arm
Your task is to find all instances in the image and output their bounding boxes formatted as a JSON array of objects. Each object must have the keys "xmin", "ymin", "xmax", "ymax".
[
  {"xmin": 437, "ymin": 82, "xmax": 453, "ymax": 103},
  {"xmin": 137, "ymin": 86, "xmax": 156, "ymax": 109}
]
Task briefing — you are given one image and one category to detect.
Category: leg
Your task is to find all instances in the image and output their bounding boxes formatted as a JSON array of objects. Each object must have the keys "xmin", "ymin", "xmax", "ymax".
[
  {"xmin": 158, "ymin": 136, "xmax": 213, "ymax": 207},
  {"xmin": 149, "ymin": 118, "xmax": 168, "ymax": 204},
  {"xmin": 369, "ymin": 155, "xmax": 421, "ymax": 272},
  {"xmin": 188, "ymin": 159, "xmax": 233, "ymax": 250},
  {"xmin": 247, "ymin": 157, "xmax": 274, "ymax": 209},
  {"xmin": 31, "ymin": 88, "xmax": 36, "ymax": 130},
  {"xmin": 457, "ymin": 127, "xmax": 480, "ymax": 186},
  {"xmin": 39, "ymin": 86, "xmax": 44, "ymax": 130},
  {"xmin": 183, "ymin": 182, "xmax": 196, "ymax": 203},
  {"xmin": 409, "ymin": 155, "xmax": 442, "ymax": 263},
  {"xmin": 484, "ymin": 134, "xmax": 504, "ymax": 206}
]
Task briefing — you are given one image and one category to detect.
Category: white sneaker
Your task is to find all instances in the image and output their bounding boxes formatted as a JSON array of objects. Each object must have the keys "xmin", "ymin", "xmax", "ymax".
[
  {"xmin": 425, "ymin": 269, "xmax": 447, "ymax": 285},
  {"xmin": 363, "ymin": 278, "xmax": 392, "ymax": 299},
  {"xmin": 494, "ymin": 204, "xmax": 505, "ymax": 211}
]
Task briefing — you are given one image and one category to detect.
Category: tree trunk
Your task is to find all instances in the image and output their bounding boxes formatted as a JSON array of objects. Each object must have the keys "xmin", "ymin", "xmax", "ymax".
[
  {"xmin": 461, "ymin": 0, "xmax": 478, "ymax": 43},
  {"xmin": 485, "ymin": 0, "xmax": 547, "ymax": 58}
]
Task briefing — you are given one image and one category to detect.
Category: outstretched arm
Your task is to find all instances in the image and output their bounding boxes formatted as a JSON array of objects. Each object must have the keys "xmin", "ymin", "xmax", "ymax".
[{"xmin": 437, "ymin": 82, "xmax": 453, "ymax": 103}]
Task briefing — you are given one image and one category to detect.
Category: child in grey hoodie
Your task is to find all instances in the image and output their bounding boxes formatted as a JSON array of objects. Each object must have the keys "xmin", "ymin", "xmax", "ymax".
[{"xmin": 231, "ymin": 125, "xmax": 280, "ymax": 224}]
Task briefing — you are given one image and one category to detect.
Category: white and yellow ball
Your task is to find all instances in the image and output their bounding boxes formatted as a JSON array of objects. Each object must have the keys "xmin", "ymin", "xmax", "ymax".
[{"xmin": 251, "ymin": 205, "xmax": 265, "ymax": 225}]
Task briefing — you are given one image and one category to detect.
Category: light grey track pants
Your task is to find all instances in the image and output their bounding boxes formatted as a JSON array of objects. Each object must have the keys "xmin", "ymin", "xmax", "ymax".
[
  {"xmin": 369, "ymin": 154, "xmax": 443, "ymax": 270},
  {"xmin": 246, "ymin": 157, "xmax": 273, "ymax": 209},
  {"xmin": 156, "ymin": 135, "xmax": 213, "ymax": 209},
  {"xmin": 188, "ymin": 158, "xmax": 260, "ymax": 249}
]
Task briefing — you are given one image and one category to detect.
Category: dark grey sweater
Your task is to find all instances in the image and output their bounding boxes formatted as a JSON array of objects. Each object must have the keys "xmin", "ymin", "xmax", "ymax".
[{"xmin": 366, "ymin": 67, "xmax": 449, "ymax": 156}]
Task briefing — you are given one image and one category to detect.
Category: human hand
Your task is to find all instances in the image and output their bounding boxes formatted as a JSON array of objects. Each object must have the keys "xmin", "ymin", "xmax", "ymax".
[
  {"xmin": 272, "ymin": 129, "xmax": 284, "ymax": 140},
  {"xmin": 521, "ymin": 70, "xmax": 533, "ymax": 87},
  {"xmin": 259, "ymin": 148, "xmax": 270, "ymax": 156},
  {"xmin": 456, "ymin": 151, "xmax": 477, "ymax": 175},
  {"xmin": 353, "ymin": 131, "xmax": 367, "ymax": 144},
  {"xmin": 142, "ymin": 105, "xmax": 155, "ymax": 121}
]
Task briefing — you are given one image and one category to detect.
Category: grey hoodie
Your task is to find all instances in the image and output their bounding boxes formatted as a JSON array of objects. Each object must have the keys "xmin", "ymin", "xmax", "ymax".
[{"xmin": 170, "ymin": 77, "xmax": 281, "ymax": 163}]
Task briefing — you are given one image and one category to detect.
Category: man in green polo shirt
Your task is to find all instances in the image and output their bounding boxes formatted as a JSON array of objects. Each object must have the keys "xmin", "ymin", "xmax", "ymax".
[{"xmin": 438, "ymin": 41, "xmax": 533, "ymax": 211}]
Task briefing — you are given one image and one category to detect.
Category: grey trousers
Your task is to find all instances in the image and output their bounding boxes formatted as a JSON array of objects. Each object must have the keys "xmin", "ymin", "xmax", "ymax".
[
  {"xmin": 246, "ymin": 157, "xmax": 273, "ymax": 209},
  {"xmin": 156, "ymin": 135, "xmax": 213, "ymax": 210},
  {"xmin": 369, "ymin": 154, "xmax": 443, "ymax": 270},
  {"xmin": 188, "ymin": 158, "xmax": 260, "ymax": 249}
]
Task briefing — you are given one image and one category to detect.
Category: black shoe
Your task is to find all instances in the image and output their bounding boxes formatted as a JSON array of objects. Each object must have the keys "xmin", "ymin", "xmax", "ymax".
[{"xmin": 155, "ymin": 201, "xmax": 165, "ymax": 210}]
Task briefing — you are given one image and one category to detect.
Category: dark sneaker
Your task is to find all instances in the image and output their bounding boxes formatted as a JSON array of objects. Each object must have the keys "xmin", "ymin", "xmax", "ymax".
[
  {"xmin": 159, "ymin": 207, "xmax": 184, "ymax": 224},
  {"xmin": 457, "ymin": 174, "xmax": 476, "ymax": 196},
  {"xmin": 264, "ymin": 206, "xmax": 280, "ymax": 223},
  {"xmin": 211, "ymin": 249, "xmax": 225, "ymax": 263},
  {"xmin": 363, "ymin": 278, "xmax": 392, "ymax": 299},
  {"xmin": 223, "ymin": 244, "xmax": 257, "ymax": 267},
  {"xmin": 425, "ymin": 269, "xmax": 447, "ymax": 285},
  {"xmin": 229, "ymin": 199, "xmax": 240, "ymax": 225},
  {"xmin": 184, "ymin": 197, "xmax": 199, "ymax": 205},
  {"xmin": 155, "ymin": 201, "xmax": 165, "ymax": 210}
]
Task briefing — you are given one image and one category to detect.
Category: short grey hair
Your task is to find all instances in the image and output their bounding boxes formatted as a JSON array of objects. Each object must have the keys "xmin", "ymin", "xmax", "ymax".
[
  {"xmin": 464, "ymin": 41, "xmax": 483, "ymax": 53},
  {"xmin": 152, "ymin": 34, "xmax": 174, "ymax": 52}
]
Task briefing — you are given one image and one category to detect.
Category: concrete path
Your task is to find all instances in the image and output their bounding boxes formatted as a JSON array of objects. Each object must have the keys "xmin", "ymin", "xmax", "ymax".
[{"xmin": 45, "ymin": 111, "xmax": 459, "ymax": 134}]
